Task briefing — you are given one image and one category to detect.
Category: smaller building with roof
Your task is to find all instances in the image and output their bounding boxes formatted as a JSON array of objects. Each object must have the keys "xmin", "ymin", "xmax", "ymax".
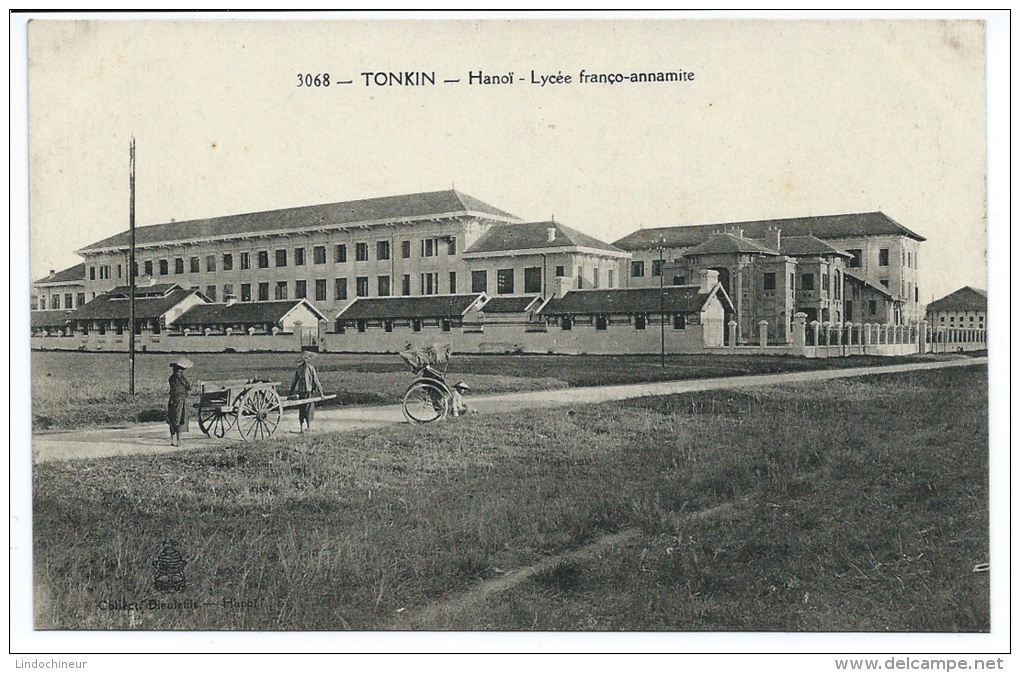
[
  {"xmin": 926, "ymin": 286, "xmax": 987, "ymax": 332},
  {"xmin": 331, "ymin": 293, "xmax": 489, "ymax": 352},
  {"xmin": 31, "ymin": 309, "xmax": 75, "ymax": 338},
  {"xmin": 65, "ymin": 282, "xmax": 209, "ymax": 350},
  {"xmin": 478, "ymin": 295, "xmax": 546, "ymax": 326},
  {"xmin": 32, "ymin": 263, "xmax": 87, "ymax": 311},
  {"xmin": 536, "ymin": 269, "xmax": 732, "ymax": 353},
  {"xmin": 175, "ymin": 298, "xmax": 326, "ymax": 336}
]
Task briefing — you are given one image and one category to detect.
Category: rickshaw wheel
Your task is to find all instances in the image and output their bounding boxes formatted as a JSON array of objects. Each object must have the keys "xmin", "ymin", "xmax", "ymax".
[
  {"xmin": 402, "ymin": 380, "xmax": 451, "ymax": 425},
  {"xmin": 237, "ymin": 387, "xmax": 282, "ymax": 441}
]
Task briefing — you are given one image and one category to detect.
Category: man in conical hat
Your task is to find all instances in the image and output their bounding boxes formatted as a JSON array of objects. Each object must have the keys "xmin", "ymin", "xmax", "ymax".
[{"xmin": 166, "ymin": 358, "xmax": 193, "ymax": 446}]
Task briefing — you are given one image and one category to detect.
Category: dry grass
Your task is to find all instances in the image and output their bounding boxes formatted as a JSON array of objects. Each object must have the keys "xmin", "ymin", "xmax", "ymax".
[{"xmin": 33, "ymin": 366, "xmax": 987, "ymax": 631}]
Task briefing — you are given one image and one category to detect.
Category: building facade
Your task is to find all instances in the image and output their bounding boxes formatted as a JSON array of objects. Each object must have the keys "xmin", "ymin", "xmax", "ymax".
[
  {"xmin": 75, "ymin": 190, "xmax": 522, "ymax": 318},
  {"xmin": 615, "ymin": 211, "xmax": 926, "ymax": 341},
  {"xmin": 31, "ymin": 263, "xmax": 87, "ymax": 311},
  {"xmin": 925, "ymin": 286, "xmax": 987, "ymax": 332},
  {"xmin": 536, "ymin": 269, "xmax": 732, "ymax": 353},
  {"xmin": 462, "ymin": 220, "xmax": 630, "ymax": 299},
  {"xmin": 44, "ymin": 192, "xmax": 929, "ymax": 354}
]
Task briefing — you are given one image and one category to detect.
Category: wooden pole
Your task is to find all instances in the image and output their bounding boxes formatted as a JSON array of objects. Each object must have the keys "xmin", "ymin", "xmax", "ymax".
[
  {"xmin": 659, "ymin": 239, "xmax": 665, "ymax": 368},
  {"xmin": 129, "ymin": 137, "xmax": 136, "ymax": 395}
]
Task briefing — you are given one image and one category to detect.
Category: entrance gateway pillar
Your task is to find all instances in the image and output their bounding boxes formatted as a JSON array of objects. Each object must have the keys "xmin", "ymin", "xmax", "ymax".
[{"xmin": 792, "ymin": 313, "xmax": 807, "ymax": 352}]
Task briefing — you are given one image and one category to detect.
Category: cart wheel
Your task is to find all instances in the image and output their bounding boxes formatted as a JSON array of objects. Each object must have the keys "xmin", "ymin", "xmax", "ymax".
[
  {"xmin": 197, "ymin": 398, "xmax": 235, "ymax": 439},
  {"xmin": 402, "ymin": 380, "xmax": 451, "ymax": 425},
  {"xmin": 237, "ymin": 387, "xmax": 282, "ymax": 441}
]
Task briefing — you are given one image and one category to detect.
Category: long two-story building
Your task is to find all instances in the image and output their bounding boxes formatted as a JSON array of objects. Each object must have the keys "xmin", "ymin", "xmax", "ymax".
[{"xmin": 72, "ymin": 190, "xmax": 631, "ymax": 320}]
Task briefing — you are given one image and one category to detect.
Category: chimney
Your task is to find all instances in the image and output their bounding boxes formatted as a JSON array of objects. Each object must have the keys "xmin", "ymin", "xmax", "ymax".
[
  {"xmin": 550, "ymin": 276, "xmax": 571, "ymax": 298},
  {"xmin": 767, "ymin": 226, "xmax": 781, "ymax": 252},
  {"xmin": 699, "ymin": 269, "xmax": 719, "ymax": 293},
  {"xmin": 49, "ymin": 269, "xmax": 55, "ymax": 275},
  {"xmin": 547, "ymin": 227, "xmax": 556, "ymax": 242}
]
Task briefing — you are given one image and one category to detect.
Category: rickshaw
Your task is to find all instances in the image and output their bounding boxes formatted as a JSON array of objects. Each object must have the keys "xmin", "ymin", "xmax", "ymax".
[{"xmin": 399, "ymin": 343, "xmax": 455, "ymax": 424}]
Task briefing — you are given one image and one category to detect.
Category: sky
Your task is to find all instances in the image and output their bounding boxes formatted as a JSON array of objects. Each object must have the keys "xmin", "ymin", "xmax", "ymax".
[{"xmin": 23, "ymin": 16, "xmax": 994, "ymax": 303}]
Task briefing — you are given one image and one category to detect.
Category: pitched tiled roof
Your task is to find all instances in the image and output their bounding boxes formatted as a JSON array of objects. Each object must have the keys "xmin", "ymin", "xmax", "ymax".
[
  {"xmin": 177, "ymin": 300, "xmax": 325, "ymax": 326},
  {"xmin": 465, "ymin": 221, "xmax": 627, "ymax": 256},
  {"xmin": 72, "ymin": 287, "xmax": 203, "ymax": 321},
  {"xmin": 480, "ymin": 296, "xmax": 543, "ymax": 313},
  {"xmin": 539, "ymin": 287, "xmax": 713, "ymax": 315},
  {"xmin": 844, "ymin": 271, "xmax": 895, "ymax": 299},
  {"xmin": 681, "ymin": 233, "xmax": 780, "ymax": 257},
  {"xmin": 34, "ymin": 263, "xmax": 85, "ymax": 285},
  {"xmin": 31, "ymin": 310, "xmax": 74, "ymax": 328},
  {"xmin": 926, "ymin": 286, "xmax": 987, "ymax": 313},
  {"xmin": 79, "ymin": 190, "xmax": 518, "ymax": 252},
  {"xmin": 614, "ymin": 212, "xmax": 925, "ymax": 250},
  {"xmin": 337, "ymin": 294, "xmax": 486, "ymax": 320},
  {"xmin": 777, "ymin": 235, "xmax": 852, "ymax": 258},
  {"xmin": 106, "ymin": 283, "xmax": 183, "ymax": 298}
]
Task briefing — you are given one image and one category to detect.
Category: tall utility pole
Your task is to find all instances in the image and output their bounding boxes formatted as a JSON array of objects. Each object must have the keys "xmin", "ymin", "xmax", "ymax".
[
  {"xmin": 128, "ymin": 137, "xmax": 137, "ymax": 395},
  {"xmin": 659, "ymin": 237, "xmax": 665, "ymax": 368}
]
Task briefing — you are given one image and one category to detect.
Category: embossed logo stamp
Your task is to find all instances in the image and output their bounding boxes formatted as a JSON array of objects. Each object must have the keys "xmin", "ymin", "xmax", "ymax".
[{"xmin": 153, "ymin": 539, "xmax": 187, "ymax": 593}]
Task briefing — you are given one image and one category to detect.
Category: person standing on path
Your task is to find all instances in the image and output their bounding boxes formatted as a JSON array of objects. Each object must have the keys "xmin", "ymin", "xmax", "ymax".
[
  {"xmin": 289, "ymin": 351, "xmax": 324, "ymax": 433},
  {"xmin": 166, "ymin": 357, "xmax": 193, "ymax": 446}
]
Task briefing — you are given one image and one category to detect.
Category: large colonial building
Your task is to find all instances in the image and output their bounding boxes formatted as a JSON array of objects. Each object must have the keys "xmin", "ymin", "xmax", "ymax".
[
  {"xmin": 71, "ymin": 190, "xmax": 629, "ymax": 320},
  {"xmin": 614, "ymin": 211, "xmax": 925, "ymax": 341},
  {"xmin": 34, "ymin": 190, "xmax": 929, "ymax": 351}
]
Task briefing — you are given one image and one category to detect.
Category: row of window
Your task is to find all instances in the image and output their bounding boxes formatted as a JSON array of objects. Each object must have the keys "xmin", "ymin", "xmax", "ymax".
[
  {"xmin": 210, "ymin": 272, "xmax": 461, "ymax": 303},
  {"xmin": 940, "ymin": 315, "xmax": 985, "ymax": 325},
  {"xmin": 846, "ymin": 247, "xmax": 914, "ymax": 270},
  {"xmin": 200, "ymin": 265, "xmax": 613, "ymax": 303},
  {"xmin": 336, "ymin": 314, "xmax": 689, "ymax": 335},
  {"xmin": 558, "ymin": 314, "xmax": 687, "ymax": 331},
  {"xmin": 630, "ymin": 259, "xmax": 670, "ymax": 278},
  {"xmin": 786, "ymin": 271, "xmax": 842, "ymax": 299},
  {"xmin": 632, "ymin": 247, "xmax": 906, "ymax": 278},
  {"xmin": 101, "ymin": 254, "xmax": 614, "ymax": 294},
  {"xmin": 40, "ymin": 292, "xmax": 87, "ymax": 310},
  {"xmin": 107, "ymin": 239, "xmax": 460, "ymax": 281},
  {"xmin": 78, "ymin": 318, "xmax": 162, "ymax": 336},
  {"xmin": 339, "ymin": 318, "xmax": 459, "ymax": 334},
  {"xmin": 89, "ymin": 264, "xmax": 121, "ymax": 281}
]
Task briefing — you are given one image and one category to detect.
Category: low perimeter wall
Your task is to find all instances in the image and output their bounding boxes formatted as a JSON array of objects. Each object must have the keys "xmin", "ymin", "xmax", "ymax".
[
  {"xmin": 31, "ymin": 332, "xmax": 305, "ymax": 353},
  {"xmin": 31, "ymin": 322, "xmax": 987, "ymax": 357},
  {"xmin": 321, "ymin": 322, "xmax": 708, "ymax": 355}
]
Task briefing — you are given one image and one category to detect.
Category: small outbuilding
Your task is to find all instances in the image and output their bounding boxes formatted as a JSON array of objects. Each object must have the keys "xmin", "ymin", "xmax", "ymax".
[
  {"xmin": 478, "ymin": 295, "xmax": 545, "ymax": 326},
  {"xmin": 536, "ymin": 270, "xmax": 733, "ymax": 353},
  {"xmin": 70, "ymin": 283, "xmax": 208, "ymax": 336},
  {"xmin": 31, "ymin": 309, "xmax": 75, "ymax": 337},
  {"xmin": 174, "ymin": 298, "xmax": 327, "ymax": 335}
]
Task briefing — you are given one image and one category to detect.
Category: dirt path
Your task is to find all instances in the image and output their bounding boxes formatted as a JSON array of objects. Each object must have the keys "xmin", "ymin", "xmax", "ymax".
[
  {"xmin": 389, "ymin": 498, "xmax": 750, "ymax": 629},
  {"xmin": 32, "ymin": 356, "xmax": 985, "ymax": 463}
]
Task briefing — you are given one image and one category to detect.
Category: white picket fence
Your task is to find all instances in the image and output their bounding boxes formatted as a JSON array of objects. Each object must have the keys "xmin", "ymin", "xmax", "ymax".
[{"xmin": 714, "ymin": 315, "xmax": 986, "ymax": 358}]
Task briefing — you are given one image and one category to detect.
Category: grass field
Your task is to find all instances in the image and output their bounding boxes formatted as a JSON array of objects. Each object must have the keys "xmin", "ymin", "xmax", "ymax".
[
  {"xmin": 33, "ymin": 365, "xmax": 988, "ymax": 631},
  {"xmin": 30, "ymin": 350, "xmax": 955, "ymax": 431}
]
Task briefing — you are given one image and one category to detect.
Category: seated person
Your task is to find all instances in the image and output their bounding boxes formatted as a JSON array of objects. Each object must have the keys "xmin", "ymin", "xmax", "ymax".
[{"xmin": 451, "ymin": 381, "xmax": 477, "ymax": 416}]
